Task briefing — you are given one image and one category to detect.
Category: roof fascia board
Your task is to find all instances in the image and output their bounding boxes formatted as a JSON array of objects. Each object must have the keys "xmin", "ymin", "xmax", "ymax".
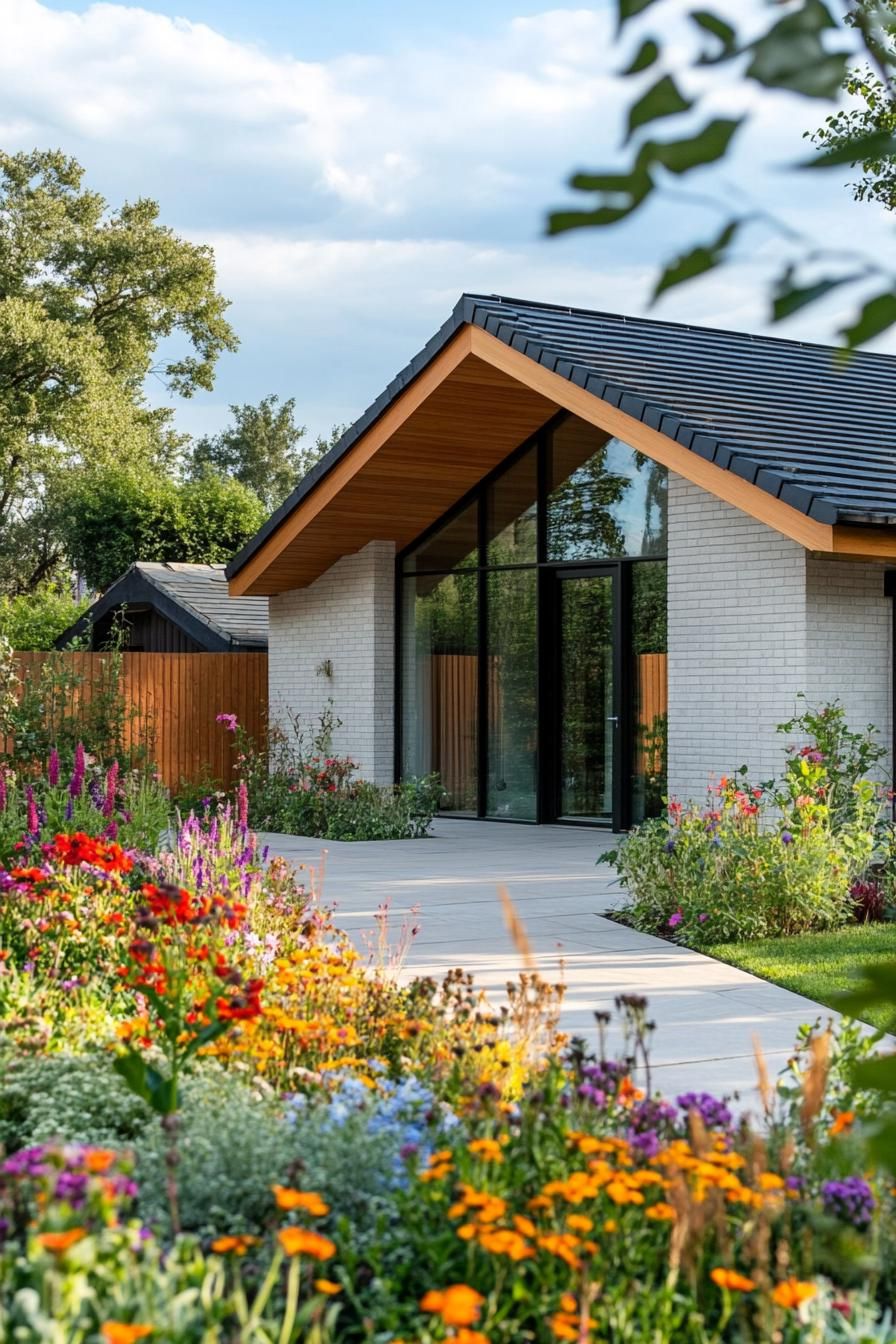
[
  {"xmin": 467, "ymin": 327, "xmax": 840, "ymax": 554},
  {"xmin": 228, "ymin": 326, "xmax": 476, "ymax": 597}
]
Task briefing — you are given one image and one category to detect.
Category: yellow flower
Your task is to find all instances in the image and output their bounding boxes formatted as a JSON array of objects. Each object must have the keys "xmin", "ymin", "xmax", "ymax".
[
  {"xmin": 420, "ymin": 1285, "xmax": 484, "ymax": 1326},
  {"xmin": 277, "ymin": 1228, "xmax": 336, "ymax": 1260},
  {"xmin": 272, "ymin": 1186, "xmax": 330, "ymax": 1216},
  {"xmin": 772, "ymin": 1278, "xmax": 817, "ymax": 1309},
  {"xmin": 711, "ymin": 1267, "xmax": 756, "ymax": 1293},
  {"xmin": 314, "ymin": 1279, "xmax": 342, "ymax": 1295}
]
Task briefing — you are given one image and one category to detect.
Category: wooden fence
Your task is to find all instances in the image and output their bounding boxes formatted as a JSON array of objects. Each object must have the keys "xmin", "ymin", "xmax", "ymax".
[{"xmin": 11, "ymin": 652, "xmax": 268, "ymax": 790}]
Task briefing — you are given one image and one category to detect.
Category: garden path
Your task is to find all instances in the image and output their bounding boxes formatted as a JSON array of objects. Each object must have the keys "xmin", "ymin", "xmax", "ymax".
[{"xmin": 261, "ymin": 820, "xmax": 833, "ymax": 1110}]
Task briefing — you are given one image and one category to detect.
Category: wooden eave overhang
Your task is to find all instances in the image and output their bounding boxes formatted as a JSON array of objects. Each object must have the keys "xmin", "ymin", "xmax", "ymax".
[{"xmin": 228, "ymin": 321, "xmax": 896, "ymax": 598}]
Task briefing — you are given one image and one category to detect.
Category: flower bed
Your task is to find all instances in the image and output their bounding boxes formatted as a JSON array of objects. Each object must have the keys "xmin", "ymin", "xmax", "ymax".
[{"xmin": 0, "ymin": 802, "xmax": 894, "ymax": 1340}]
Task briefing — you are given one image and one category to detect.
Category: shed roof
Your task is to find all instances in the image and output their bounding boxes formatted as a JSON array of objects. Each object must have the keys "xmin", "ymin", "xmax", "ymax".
[
  {"xmin": 57, "ymin": 563, "xmax": 268, "ymax": 651},
  {"xmin": 227, "ymin": 293, "xmax": 896, "ymax": 592}
]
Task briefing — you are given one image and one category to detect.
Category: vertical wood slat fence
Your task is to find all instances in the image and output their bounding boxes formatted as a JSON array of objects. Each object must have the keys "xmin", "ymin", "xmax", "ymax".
[{"xmin": 11, "ymin": 652, "xmax": 268, "ymax": 790}]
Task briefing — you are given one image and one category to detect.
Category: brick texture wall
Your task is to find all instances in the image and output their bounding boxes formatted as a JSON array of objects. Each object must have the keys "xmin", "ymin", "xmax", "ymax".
[
  {"xmin": 268, "ymin": 541, "xmax": 396, "ymax": 785},
  {"xmin": 668, "ymin": 474, "xmax": 892, "ymax": 802}
]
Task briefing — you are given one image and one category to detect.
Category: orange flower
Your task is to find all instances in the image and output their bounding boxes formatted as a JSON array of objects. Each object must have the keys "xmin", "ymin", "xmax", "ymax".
[
  {"xmin": 455, "ymin": 1331, "xmax": 490, "ymax": 1344},
  {"xmin": 618, "ymin": 1077, "xmax": 644, "ymax": 1106},
  {"xmin": 84, "ymin": 1149, "xmax": 117, "ymax": 1174},
  {"xmin": 211, "ymin": 1235, "xmax": 259, "ymax": 1256},
  {"xmin": 829, "ymin": 1110, "xmax": 855, "ymax": 1137},
  {"xmin": 277, "ymin": 1228, "xmax": 336, "ymax": 1260},
  {"xmin": 100, "ymin": 1326, "xmax": 153, "ymax": 1344},
  {"xmin": 35, "ymin": 1228, "xmax": 86, "ymax": 1254},
  {"xmin": 711, "ymin": 1268, "xmax": 756, "ymax": 1293},
  {"xmin": 420, "ymin": 1285, "xmax": 484, "ymax": 1327},
  {"xmin": 272, "ymin": 1186, "xmax": 330, "ymax": 1216},
  {"xmin": 467, "ymin": 1138, "xmax": 504, "ymax": 1164},
  {"xmin": 772, "ymin": 1278, "xmax": 817, "ymax": 1309},
  {"xmin": 314, "ymin": 1279, "xmax": 342, "ymax": 1295},
  {"xmin": 565, "ymin": 1214, "xmax": 593, "ymax": 1233},
  {"xmin": 646, "ymin": 1202, "xmax": 676, "ymax": 1222}
]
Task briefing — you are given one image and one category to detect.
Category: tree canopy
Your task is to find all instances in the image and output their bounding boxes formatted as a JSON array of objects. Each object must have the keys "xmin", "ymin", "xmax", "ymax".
[
  {"xmin": 547, "ymin": 0, "xmax": 896, "ymax": 348},
  {"xmin": 188, "ymin": 396, "xmax": 341, "ymax": 512},
  {"xmin": 0, "ymin": 148, "xmax": 237, "ymax": 593}
]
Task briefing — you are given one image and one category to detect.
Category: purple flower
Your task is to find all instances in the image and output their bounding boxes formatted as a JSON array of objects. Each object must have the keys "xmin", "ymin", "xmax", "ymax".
[
  {"xmin": 69, "ymin": 743, "xmax": 85, "ymax": 799},
  {"xmin": 25, "ymin": 786, "xmax": 39, "ymax": 837},
  {"xmin": 781, "ymin": 831, "xmax": 794, "ymax": 845},
  {"xmin": 64, "ymin": 798, "xmax": 74, "ymax": 821},
  {"xmin": 216, "ymin": 713, "xmax": 238, "ymax": 733},
  {"xmin": 667, "ymin": 911, "xmax": 683, "ymax": 928},
  {"xmin": 663, "ymin": 838, "xmax": 676, "ymax": 854},
  {"xmin": 103, "ymin": 760, "xmax": 119, "ymax": 817},
  {"xmin": 0, "ymin": 772, "xmax": 6, "ymax": 813},
  {"xmin": 48, "ymin": 748, "xmax": 60, "ymax": 787},
  {"xmin": 697, "ymin": 913, "xmax": 708, "ymax": 923},
  {"xmin": 821, "ymin": 1176, "xmax": 875, "ymax": 1229},
  {"xmin": 237, "ymin": 779, "xmax": 249, "ymax": 830},
  {"xmin": 676, "ymin": 1092, "xmax": 732, "ymax": 1130}
]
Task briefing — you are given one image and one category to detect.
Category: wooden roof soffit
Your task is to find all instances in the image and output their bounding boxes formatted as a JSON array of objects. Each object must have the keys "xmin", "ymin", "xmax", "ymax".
[{"xmin": 229, "ymin": 324, "xmax": 896, "ymax": 597}]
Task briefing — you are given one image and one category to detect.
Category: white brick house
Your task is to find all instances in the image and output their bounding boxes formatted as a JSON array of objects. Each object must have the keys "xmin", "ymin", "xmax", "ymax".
[{"xmin": 228, "ymin": 295, "xmax": 896, "ymax": 830}]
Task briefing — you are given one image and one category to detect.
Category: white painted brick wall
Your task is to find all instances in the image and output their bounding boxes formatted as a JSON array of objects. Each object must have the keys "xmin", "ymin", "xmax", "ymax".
[
  {"xmin": 667, "ymin": 474, "xmax": 892, "ymax": 803},
  {"xmin": 805, "ymin": 555, "xmax": 891, "ymax": 777},
  {"xmin": 268, "ymin": 541, "xmax": 396, "ymax": 785}
]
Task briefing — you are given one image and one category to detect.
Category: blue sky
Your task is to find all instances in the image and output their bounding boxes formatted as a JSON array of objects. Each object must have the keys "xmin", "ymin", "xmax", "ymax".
[{"xmin": 7, "ymin": 0, "xmax": 895, "ymax": 443}]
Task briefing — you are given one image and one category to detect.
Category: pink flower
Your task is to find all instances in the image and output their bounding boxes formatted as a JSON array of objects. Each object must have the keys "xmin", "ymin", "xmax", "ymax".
[
  {"xmin": 667, "ymin": 911, "xmax": 683, "ymax": 928},
  {"xmin": 216, "ymin": 713, "xmax": 238, "ymax": 733}
]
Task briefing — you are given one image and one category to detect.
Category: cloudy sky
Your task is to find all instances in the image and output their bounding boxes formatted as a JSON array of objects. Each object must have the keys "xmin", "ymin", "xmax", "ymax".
[{"xmin": 3, "ymin": 0, "xmax": 894, "ymax": 441}]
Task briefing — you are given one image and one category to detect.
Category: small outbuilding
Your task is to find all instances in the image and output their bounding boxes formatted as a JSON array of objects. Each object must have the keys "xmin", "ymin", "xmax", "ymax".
[{"xmin": 56, "ymin": 562, "xmax": 268, "ymax": 653}]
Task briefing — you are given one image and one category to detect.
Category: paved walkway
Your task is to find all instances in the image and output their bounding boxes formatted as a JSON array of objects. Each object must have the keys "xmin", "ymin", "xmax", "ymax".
[{"xmin": 261, "ymin": 819, "xmax": 833, "ymax": 1106}]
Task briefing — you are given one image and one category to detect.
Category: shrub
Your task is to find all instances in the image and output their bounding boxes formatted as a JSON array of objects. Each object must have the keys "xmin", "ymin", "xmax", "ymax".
[
  {"xmin": 609, "ymin": 726, "xmax": 881, "ymax": 945},
  {"xmin": 0, "ymin": 1050, "xmax": 150, "ymax": 1151},
  {"xmin": 219, "ymin": 708, "xmax": 443, "ymax": 841},
  {"xmin": 0, "ymin": 584, "xmax": 89, "ymax": 651}
]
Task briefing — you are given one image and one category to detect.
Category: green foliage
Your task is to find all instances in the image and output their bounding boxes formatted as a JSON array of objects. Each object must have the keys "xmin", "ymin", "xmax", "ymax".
[
  {"xmin": 547, "ymin": 0, "xmax": 896, "ymax": 347},
  {"xmin": 0, "ymin": 638, "xmax": 145, "ymax": 766},
  {"xmin": 189, "ymin": 395, "xmax": 338, "ymax": 513},
  {"xmin": 0, "ymin": 583, "xmax": 88, "ymax": 649},
  {"xmin": 610, "ymin": 702, "xmax": 883, "ymax": 946},
  {"xmin": 56, "ymin": 463, "xmax": 267, "ymax": 591},
  {"xmin": 0, "ymin": 148, "xmax": 236, "ymax": 595},
  {"xmin": 708, "ymin": 925, "xmax": 896, "ymax": 1031},
  {"xmin": 0, "ymin": 1051, "xmax": 151, "ymax": 1151},
  {"xmin": 231, "ymin": 708, "xmax": 444, "ymax": 841}
]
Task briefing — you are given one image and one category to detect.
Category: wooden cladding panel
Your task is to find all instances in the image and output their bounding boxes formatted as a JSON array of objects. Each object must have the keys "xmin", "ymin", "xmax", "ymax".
[{"xmin": 10, "ymin": 652, "xmax": 267, "ymax": 790}]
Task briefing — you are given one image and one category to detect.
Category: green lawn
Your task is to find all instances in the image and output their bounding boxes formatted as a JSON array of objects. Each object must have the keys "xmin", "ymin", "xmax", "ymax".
[{"xmin": 706, "ymin": 925, "xmax": 896, "ymax": 1031}]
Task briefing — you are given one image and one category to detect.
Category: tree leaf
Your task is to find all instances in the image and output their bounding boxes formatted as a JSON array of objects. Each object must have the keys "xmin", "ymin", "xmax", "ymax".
[
  {"xmin": 643, "ymin": 118, "xmax": 743, "ymax": 174},
  {"xmin": 618, "ymin": 0, "xmax": 662, "ymax": 30},
  {"xmin": 652, "ymin": 218, "xmax": 741, "ymax": 300},
  {"xmin": 112, "ymin": 1052, "xmax": 151, "ymax": 1104},
  {"xmin": 840, "ymin": 291, "xmax": 896, "ymax": 347},
  {"xmin": 547, "ymin": 165, "xmax": 654, "ymax": 234},
  {"xmin": 746, "ymin": 0, "xmax": 847, "ymax": 98},
  {"xmin": 690, "ymin": 9, "xmax": 738, "ymax": 62},
  {"xmin": 627, "ymin": 75, "xmax": 693, "ymax": 139},
  {"xmin": 772, "ymin": 271, "xmax": 864, "ymax": 321},
  {"xmin": 797, "ymin": 128, "xmax": 896, "ymax": 169},
  {"xmin": 623, "ymin": 38, "xmax": 661, "ymax": 75}
]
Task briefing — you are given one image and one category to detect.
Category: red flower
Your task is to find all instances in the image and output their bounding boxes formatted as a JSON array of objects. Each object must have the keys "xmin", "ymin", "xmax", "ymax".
[{"xmin": 53, "ymin": 832, "xmax": 133, "ymax": 874}]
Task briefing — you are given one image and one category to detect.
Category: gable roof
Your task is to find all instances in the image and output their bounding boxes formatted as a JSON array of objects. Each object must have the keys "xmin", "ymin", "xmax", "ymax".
[
  {"xmin": 227, "ymin": 292, "xmax": 896, "ymax": 593},
  {"xmin": 57, "ymin": 563, "xmax": 268, "ymax": 651}
]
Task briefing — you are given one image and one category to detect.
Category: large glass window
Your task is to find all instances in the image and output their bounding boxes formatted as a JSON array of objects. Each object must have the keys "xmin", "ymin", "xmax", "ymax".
[
  {"xmin": 548, "ymin": 418, "xmax": 667, "ymax": 561},
  {"xmin": 398, "ymin": 414, "xmax": 668, "ymax": 826},
  {"xmin": 401, "ymin": 571, "xmax": 478, "ymax": 813},
  {"xmin": 486, "ymin": 568, "xmax": 538, "ymax": 819},
  {"xmin": 486, "ymin": 446, "xmax": 537, "ymax": 566}
]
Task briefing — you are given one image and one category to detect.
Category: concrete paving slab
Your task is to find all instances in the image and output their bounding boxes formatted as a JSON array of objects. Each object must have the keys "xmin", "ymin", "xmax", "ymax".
[{"xmin": 261, "ymin": 819, "xmax": 834, "ymax": 1099}]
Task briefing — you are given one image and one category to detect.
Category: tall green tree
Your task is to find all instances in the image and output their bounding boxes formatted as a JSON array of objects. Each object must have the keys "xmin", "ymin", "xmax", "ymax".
[
  {"xmin": 0, "ymin": 148, "xmax": 237, "ymax": 593},
  {"xmin": 189, "ymin": 396, "xmax": 340, "ymax": 512},
  {"xmin": 56, "ymin": 465, "xmax": 266, "ymax": 592}
]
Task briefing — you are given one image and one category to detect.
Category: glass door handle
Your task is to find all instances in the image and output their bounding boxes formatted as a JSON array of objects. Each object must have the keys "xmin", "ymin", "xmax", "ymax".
[{"xmin": 606, "ymin": 715, "xmax": 619, "ymax": 724}]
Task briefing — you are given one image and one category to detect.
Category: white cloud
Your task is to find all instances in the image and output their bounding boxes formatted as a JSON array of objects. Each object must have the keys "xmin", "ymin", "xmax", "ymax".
[{"xmin": 1, "ymin": 0, "xmax": 893, "ymax": 441}]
